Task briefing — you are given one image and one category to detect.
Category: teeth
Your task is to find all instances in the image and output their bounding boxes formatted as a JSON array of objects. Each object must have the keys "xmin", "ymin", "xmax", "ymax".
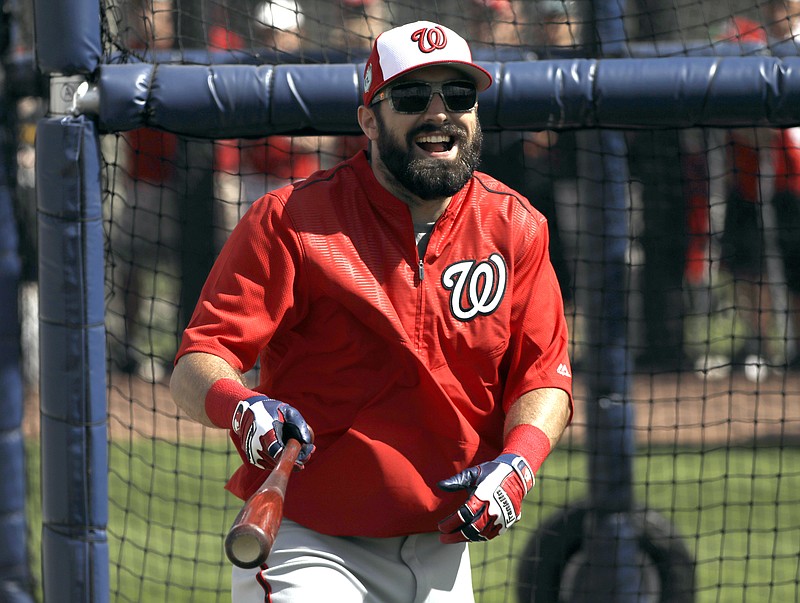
[{"xmin": 417, "ymin": 134, "xmax": 450, "ymax": 144}]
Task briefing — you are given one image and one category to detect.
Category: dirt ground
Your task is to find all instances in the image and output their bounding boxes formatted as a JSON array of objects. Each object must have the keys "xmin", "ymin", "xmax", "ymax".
[{"xmin": 23, "ymin": 368, "xmax": 800, "ymax": 448}]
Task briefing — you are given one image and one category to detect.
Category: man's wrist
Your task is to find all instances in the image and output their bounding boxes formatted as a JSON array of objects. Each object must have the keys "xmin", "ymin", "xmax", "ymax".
[
  {"xmin": 502, "ymin": 424, "xmax": 551, "ymax": 474},
  {"xmin": 204, "ymin": 378, "xmax": 258, "ymax": 429}
]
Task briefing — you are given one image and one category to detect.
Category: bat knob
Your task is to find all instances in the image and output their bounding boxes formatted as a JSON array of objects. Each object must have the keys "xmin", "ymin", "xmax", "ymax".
[{"xmin": 225, "ymin": 523, "xmax": 271, "ymax": 569}]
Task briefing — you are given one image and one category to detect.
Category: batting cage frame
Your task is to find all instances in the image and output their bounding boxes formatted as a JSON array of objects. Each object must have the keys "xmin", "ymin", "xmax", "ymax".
[{"xmin": 20, "ymin": 0, "xmax": 800, "ymax": 601}]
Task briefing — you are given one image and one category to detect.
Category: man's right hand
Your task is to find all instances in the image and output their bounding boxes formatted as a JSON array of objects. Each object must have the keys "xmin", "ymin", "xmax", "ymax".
[{"xmin": 231, "ymin": 395, "xmax": 315, "ymax": 470}]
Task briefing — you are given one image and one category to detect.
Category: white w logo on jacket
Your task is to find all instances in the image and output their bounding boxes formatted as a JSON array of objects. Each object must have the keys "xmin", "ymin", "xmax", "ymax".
[{"xmin": 441, "ymin": 253, "xmax": 507, "ymax": 321}]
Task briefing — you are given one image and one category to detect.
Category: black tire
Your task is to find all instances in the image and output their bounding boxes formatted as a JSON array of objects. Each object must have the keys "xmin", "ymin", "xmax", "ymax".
[{"xmin": 516, "ymin": 503, "xmax": 695, "ymax": 603}]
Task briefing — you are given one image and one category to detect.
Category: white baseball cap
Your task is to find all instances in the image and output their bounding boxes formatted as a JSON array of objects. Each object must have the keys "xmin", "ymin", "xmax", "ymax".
[{"xmin": 362, "ymin": 21, "xmax": 492, "ymax": 106}]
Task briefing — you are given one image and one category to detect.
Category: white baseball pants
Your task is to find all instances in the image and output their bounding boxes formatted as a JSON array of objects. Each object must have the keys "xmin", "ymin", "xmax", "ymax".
[{"xmin": 231, "ymin": 519, "xmax": 475, "ymax": 602}]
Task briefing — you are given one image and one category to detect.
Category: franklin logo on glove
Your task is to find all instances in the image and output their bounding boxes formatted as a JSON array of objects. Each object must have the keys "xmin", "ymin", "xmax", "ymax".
[{"xmin": 437, "ymin": 453, "xmax": 534, "ymax": 543}]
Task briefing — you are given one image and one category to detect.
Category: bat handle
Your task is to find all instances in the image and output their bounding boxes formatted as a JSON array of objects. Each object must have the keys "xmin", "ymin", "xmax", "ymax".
[{"xmin": 224, "ymin": 439, "xmax": 302, "ymax": 569}]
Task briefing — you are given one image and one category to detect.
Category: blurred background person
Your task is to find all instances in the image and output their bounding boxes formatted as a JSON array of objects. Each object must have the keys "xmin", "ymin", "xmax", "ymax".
[
  {"xmin": 211, "ymin": 1, "xmax": 325, "ymax": 240},
  {"xmin": 622, "ymin": 0, "xmax": 695, "ymax": 373},
  {"xmin": 713, "ymin": 16, "xmax": 796, "ymax": 379},
  {"xmin": 477, "ymin": 0, "xmax": 578, "ymax": 320},
  {"xmin": 628, "ymin": 128, "xmax": 694, "ymax": 373},
  {"xmin": 327, "ymin": 0, "xmax": 386, "ymax": 55},
  {"xmin": 109, "ymin": 0, "xmax": 180, "ymax": 380},
  {"xmin": 765, "ymin": 0, "xmax": 800, "ymax": 44},
  {"xmin": 764, "ymin": 0, "xmax": 800, "ymax": 369},
  {"xmin": 315, "ymin": 0, "xmax": 387, "ymax": 167},
  {"xmin": 534, "ymin": 0, "xmax": 578, "ymax": 51}
]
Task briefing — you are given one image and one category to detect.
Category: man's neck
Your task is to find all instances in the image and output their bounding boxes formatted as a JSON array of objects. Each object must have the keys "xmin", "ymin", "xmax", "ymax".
[
  {"xmin": 407, "ymin": 197, "xmax": 451, "ymax": 224},
  {"xmin": 371, "ymin": 155, "xmax": 451, "ymax": 223}
]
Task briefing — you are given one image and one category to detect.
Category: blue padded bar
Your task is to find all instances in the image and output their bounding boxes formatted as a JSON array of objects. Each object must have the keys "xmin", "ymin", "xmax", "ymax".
[
  {"xmin": 35, "ymin": 119, "xmax": 103, "ymax": 221},
  {"xmin": 42, "ymin": 527, "xmax": 109, "ymax": 603},
  {"xmin": 95, "ymin": 56, "xmax": 800, "ymax": 136},
  {"xmin": 40, "ymin": 416, "xmax": 108, "ymax": 527},
  {"xmin": 592, "ymin": 57, "xmax": 800, "ymax": 127},
  {"xmin": 32, "ymin": 0, "xmax": 101, "ymax": 75},
  {"xmin": 37, "ymin": 321, "xmax": 107, "ymax": 425},
  {"xmin": 37, "ymin": 218, "xmax": 105, "ymax": 329},
  {"xmin": 148, "ymin": 64, "xmax": 274, "ymax": 137},
  {"xmin": 97, "ymin": 63, "xmax": 155, "ymax": 132},
  {"xmin": 270, "ymin": 63, "xmax": 364, "ymax": 133},
  {"xmin": 487, "ymin": 60, "xmax": 596, "ymax": 129}
]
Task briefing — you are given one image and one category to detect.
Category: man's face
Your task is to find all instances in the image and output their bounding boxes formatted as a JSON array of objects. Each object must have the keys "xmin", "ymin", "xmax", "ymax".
[{"xmin": 370, "ymin": 67, "xmax": 483, "ymax": 201}]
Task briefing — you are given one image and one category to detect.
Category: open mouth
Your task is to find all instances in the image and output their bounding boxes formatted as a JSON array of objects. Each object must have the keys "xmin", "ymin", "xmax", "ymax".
[{"xmin": 415, "ymin": 133, "xmax": 456, "ymax": 154}]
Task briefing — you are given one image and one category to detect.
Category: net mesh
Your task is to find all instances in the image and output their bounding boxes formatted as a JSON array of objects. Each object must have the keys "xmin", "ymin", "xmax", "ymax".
[{"xmin": 22, "ymin": 0, "xmax": 800, "ymax": 601}]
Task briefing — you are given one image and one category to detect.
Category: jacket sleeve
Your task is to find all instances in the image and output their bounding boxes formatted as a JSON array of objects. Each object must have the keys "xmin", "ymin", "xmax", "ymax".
[
  {"xmin": 501, "ymin": 212, "xmax": 573, "ymax": 419},
  {"xmin": 175, "ymin": 191, "xmax": 307, "ymax": 372}
]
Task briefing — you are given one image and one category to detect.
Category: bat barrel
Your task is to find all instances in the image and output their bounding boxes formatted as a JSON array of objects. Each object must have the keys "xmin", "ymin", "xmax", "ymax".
[{"xmin": 224, "ymin": 439, "xmax": 302, "ymax": 569}]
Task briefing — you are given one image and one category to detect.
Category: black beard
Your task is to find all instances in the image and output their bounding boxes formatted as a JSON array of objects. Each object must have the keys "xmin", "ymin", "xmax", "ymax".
[{"xmin": 375, "ymin": 117, "xmax": 483, "ymax": 201}]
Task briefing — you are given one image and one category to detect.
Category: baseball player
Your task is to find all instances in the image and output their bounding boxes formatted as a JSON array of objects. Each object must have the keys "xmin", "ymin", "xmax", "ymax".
[{"xmin": 171, "ymin": 20, "xmax": 573, "ymax": 602}]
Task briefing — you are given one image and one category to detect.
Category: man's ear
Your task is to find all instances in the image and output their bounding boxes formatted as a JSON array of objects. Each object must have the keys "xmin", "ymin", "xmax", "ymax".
[{"xmin": 357, "ymin": 105, "xmax": 379, "ymax": 141}]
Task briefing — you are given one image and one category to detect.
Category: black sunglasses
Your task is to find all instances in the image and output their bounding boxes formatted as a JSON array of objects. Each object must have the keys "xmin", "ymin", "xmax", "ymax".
[{"xmin": 372, "ymin": 80, "xmax": 478, "ymax": 114}]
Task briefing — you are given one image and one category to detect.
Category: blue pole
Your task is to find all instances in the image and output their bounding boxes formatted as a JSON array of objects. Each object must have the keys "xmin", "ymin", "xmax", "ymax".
[
  {"xmin": 35, "ymin": 115, "xmax": 108, "ymax": 603},
  {"xmin": 32, "ymin": 0, "xmax": 106, "ymax": 598},
  {"xmin": 0, "ymin": 3, "xmax": 35, "ymax": 600},
  {"xmin": 570, "ymin": 1, "xmax": 643, "ymax": 601},
  {"xmin": 0, "ymin": 112, "xmax": 35, "ymax": 603},
  {"xmin": 575, "ymin": 129, "xmax": 640, "ymax": 603}
]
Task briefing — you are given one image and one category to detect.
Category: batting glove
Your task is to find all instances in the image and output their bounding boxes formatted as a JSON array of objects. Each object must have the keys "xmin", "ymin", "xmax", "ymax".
[
  {"xmin": 231, "ymin": 395, "xmax": 315, "ymax": 470},
  {"xmin": 437, "ymin": 454, "xmax": 534, "ymax": 543}
]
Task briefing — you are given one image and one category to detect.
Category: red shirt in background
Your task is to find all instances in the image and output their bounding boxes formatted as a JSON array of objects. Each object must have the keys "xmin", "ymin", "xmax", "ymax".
[
  {"xmin": 125, "ymin": 127, "xmax": 177, "ymax": 185},
  {"xmin": 209, "ymin": 24, "xmax": 321, "ymax": 186},
  {"xmin": 729, "ymin": 128, "xmax": 800, "ymax": 202}
]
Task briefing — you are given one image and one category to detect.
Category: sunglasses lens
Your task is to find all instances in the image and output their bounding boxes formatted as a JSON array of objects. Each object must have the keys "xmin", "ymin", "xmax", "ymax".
[
  {"xmin": 388, "ymin": 81, "xmax": 478, "ymax": 113},
  {"xmin": 390, "ymin": 83, "xmax": 432, "ymax": 113},
  {"xmin": 442, "ymin": 82, "xmax": 477, "ymax": 111}
]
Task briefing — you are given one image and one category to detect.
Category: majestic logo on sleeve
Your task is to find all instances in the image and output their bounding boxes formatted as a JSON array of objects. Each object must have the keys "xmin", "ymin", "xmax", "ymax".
[
  {"xmin": 411, "ymin": 26, "xmax": 447, "ymax": 53},
  {"xmin": 441, "ymin": 253, "xmax": 507, "ymax": 321}
]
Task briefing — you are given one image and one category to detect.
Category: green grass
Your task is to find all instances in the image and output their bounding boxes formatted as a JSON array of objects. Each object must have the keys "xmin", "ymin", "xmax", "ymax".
[{"xmin": 26, "ymin": 442, "xmax": 800, "ymax": 602}]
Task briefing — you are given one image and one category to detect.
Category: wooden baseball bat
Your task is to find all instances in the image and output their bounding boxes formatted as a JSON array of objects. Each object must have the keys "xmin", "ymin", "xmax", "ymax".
[{"xmin": 224, "ymin": 438, "xmax": 302, "ymax": 569}]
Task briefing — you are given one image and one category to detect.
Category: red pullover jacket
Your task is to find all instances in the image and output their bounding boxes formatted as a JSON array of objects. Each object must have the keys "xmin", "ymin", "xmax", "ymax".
[{"xmin": 176, "ymin": 150, "xmax": 573, "ymax": 537}]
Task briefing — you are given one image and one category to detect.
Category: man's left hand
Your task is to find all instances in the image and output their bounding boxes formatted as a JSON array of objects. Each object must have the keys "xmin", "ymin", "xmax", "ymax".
[{"xmin": 437, "ymin": 454, "xmax": 534, "ymax": 543}]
